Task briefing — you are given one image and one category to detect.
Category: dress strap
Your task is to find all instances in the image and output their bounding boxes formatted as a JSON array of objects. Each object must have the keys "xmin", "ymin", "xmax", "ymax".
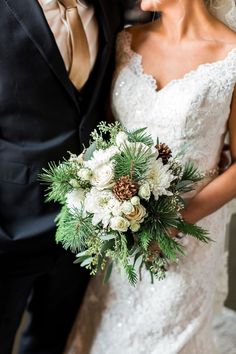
[{"xmin": 115, "ymin": 30, "xmax": 134, "ymax": 68}]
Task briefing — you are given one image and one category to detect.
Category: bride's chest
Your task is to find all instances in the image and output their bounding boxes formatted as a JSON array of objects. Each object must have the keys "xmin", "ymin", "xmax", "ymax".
[{"xmin": 112, "ymin": 64, "xmax": 235, "ymax": 141}]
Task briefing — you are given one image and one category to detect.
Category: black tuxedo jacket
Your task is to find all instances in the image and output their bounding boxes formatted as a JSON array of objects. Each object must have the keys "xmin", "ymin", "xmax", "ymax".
[{"xmin": 0, "ymin": 0, "xmax": 124, "ymax": 254}]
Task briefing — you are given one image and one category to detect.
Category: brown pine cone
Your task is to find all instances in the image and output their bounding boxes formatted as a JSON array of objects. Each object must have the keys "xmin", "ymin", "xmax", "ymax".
[
  {"xmin": 155, "ymin": 143, "xmax": 172, "ymax": 164},
  {"xmin": 113, "ymin": 175, "xmax": 138, "ymax": 201}
]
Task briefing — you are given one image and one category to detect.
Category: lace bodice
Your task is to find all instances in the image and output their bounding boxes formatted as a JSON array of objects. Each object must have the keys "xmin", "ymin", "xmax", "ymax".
[{"xmin": 112, "ymin": 31, "xmax": 236, "ymax": 173}]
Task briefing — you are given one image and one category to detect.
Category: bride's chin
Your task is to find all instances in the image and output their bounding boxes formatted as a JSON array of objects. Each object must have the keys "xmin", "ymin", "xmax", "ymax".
[{"xmin": 140, "ymin": 0, "xmax": 162, "ymax": 12}]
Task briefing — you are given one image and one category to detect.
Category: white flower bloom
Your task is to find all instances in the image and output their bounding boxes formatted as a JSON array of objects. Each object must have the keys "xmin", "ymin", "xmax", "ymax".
[
  {"xmin": 66, "ymin": 189, "xmax": 85, "ymax": 211},
  {"xmin": 84, "ymin": 188, "xmax": 112, "ymax": 214},
  {"xmin": 90, "ymin": 163, "xmax": 115, "ymax": 190},
  {"xmin": 77, "ymin": 168, "xmax": 92, "ymax": 181},
  {"xmin": 121, "ymin": 201, "xmax": 135, "ymax": 215},
  {"xmin": 84, "ymin": 188, "xmax": 114, "ymax": 228},
  {"xmin": 126, "ymin": 204, "xmax": 147, "ymax": 224},
  {"xmin": 111, "ymin": 207, "xmax": 123, "ymax": 217},
  {"xmin": 115, "ymin": 131, "xmax": 129, "ymax": 147},
  {"xmin": 147, "ymin": 159, "xmax": 176, "ymax": 200},
  {"xmin": 130, "ymin": 196, "xmax": 140, "ymax": 206},
  {"xmin": 108, "ymin": 198, "xmax": 122, "ymax": 216},
  {"xmin": 130, "ymin": 223, "xmax": 141, "ymax": 232},
  {"xmin": 138, "ymin": 181, "xmax": 151, "ymax": 200},
  {"xmin": 85, "ymin": 146, "xmax": 119, "ymax": 170},
  {"xmin": 110, "ymin": 216, "xmax": 130, "ymax": 232}
]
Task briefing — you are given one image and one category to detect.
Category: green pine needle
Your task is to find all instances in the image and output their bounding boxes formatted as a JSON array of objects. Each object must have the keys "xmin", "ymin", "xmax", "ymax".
[
  {"xmin": 125, "ymin": 265, "xmax": 138, "ymax": 286},
  {"xmin": 127, "ymin": 127, "xmax": 154, "ymax": 146},
  {"xmin": 113, "ymin": 143, "xmax": 155, "ymax": 181}
]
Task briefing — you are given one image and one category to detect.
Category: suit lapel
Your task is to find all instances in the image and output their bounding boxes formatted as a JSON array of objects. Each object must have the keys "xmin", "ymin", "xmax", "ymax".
[{"xmin": 4, "ymin": 0, "xmax": 80, "ymax": 112}]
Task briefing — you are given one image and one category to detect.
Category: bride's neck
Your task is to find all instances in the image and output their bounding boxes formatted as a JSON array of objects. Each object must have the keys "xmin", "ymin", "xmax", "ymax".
[{"xmin": 156, "ymin": 0, "xmax": 214, "ymax": 42}]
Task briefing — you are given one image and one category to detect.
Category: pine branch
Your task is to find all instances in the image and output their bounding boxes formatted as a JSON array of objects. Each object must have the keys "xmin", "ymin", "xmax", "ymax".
[
  {"xmin": 55, "ymin": 207, "xmax": 97, "ymax": 253},
  {"xmin": 177, "ymin": 221, "xmax": 211, "ymax": 243},
  {"xmin": 113, "ymin": 143, "xmax": 155, "ymax": 181},
  {"xmin": 127, "ymin": 127, "xmax": 154, "ymax": 146},
  {"xmin": 157, "ymin": 231, "xmax": 184, "ymax": 260},
  {"xmin": 40, "ymin": 161, "xmax": 76, "ymax": 203},
  {"xmin": 181, "ymin": 161, "xmax": 203, "ymax": 183},
  {"xmin": 125, "ymin": 264, "xmax": 138, "ymax": 286},
  {"xmin": 138, "ymin": 228, "xmax": 152, "ymax": 251}
]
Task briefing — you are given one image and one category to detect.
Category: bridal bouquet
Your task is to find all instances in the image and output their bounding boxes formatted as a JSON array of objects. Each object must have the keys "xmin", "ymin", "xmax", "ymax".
[{"xmin": 41, "ymin": 122, "xmax": 210, "ymax": 285}]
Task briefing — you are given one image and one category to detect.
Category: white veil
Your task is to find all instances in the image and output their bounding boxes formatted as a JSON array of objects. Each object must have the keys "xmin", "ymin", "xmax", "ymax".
[{"xmin": 208, "ymin": 0, "xmax": 236, "ymax": 31}]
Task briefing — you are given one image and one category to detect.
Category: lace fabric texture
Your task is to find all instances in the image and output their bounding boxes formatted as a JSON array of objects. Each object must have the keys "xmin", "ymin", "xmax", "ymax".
[{"xmin": 68, "ymin": 30, "xmax": 236, "ymax": 354}]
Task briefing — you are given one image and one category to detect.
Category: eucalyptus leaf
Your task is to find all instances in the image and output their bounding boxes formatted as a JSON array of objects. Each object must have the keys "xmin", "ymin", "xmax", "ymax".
[
  {"xmin": 83, "ymin": 141, "xmax": 97, "ymax": 161},
  {"xmin": 100, "ymin": 233, "xmax": 117, "ymax": 241},
  {"xmin": 103, "ymin": 262, "xmax": 113, "ymax": 283},
  {"xmin": 80, "ymin": 257, "xmax": 93, "ymax": 267}
]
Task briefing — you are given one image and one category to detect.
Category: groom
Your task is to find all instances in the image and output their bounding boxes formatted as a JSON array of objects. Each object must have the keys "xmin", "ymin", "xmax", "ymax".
[{"xmin": 0, "ymin": 1, "xmax": 128, "ymax": 353}]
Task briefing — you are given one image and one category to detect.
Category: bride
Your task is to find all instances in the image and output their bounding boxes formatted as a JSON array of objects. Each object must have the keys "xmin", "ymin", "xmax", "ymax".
[{"xmin": 66, "ymin": 0, "xmax": 236, "ymax": 353}]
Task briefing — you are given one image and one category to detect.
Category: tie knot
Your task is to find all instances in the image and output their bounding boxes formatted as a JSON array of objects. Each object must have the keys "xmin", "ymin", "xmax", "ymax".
[{"xmin": 58, "ymin": 0, "xmax": 77, "ymax": 9}]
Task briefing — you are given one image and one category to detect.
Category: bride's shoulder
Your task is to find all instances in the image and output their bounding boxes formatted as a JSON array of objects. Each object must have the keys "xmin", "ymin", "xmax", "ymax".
[
  {"xmin": 212, "ymin": 21, "xmax": 236, "ymax": 54},
  {"xmin": 117, "ymin": 23, "xmax": 156, "ymax": 56}
]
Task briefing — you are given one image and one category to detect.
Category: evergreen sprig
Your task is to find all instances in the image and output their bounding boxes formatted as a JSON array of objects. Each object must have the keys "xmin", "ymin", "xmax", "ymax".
[
  {"xmin": 113, "ymin": 143, "xmax": 155, "ymax": 181},
  {"xmin": 55, "ymin": 207, "xmax": 97, "ymax": 253},
  {"xmin": 127, "ymin": 127, "xmax": 154, "ymax": 146},
  {"xmin": 177, "ymin": 220, "xmax": 211, "ymax": 243},
  {"xmin": 40, "ymin": 161, "xmax": 76, "ymax": 203},
  {"xmin": 90, "ymin": 121, "xmax": 123, "ymax": 149}
]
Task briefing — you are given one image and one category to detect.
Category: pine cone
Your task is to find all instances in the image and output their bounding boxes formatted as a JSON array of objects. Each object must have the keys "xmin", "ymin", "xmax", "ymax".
[
  {"xmin": 113, "ymin": 175, "xmax": 138, "ymax": 201},
  {"xmin": 155, "ymin": 143, "xmax": 172, "ymax": 164}
]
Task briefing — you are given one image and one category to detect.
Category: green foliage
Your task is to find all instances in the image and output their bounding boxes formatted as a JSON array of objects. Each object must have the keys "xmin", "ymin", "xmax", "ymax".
[
  {"xmin": 90, "ymin": 121, "xmax": 122, "ymax": 149},
  {"xmin": 55, "ymin": 206, "xmax": 97, "ymax": 253},
  {"xmin": 113, "ymin": 143, "xmax": 155, "ymax": 181},
  {"xmin": 138, "ymin": 227, "xmax": 152, "ymax": 251},
  {"xmin": 103, "ymin": 262, "xmax": 113, "ymax": 283},
  {"xmin": 40, "ymin": 160, "xmax": 77, "ymax": 203},
  {"xmin": 181, "ymin": 161, "xmax": 203, "ymax": 183},
  {"xmin": 125, "ymin": 265, "xmax": 138, "ymax": 286},
  {"xmin": 157, "ymin": 232, "xmax": 184, "ymax": 261},
  {"xmin": 177, "ymin": 220, "xmax": 211, "ymax": 243},
  {"xmin": 127, "ymin": 127, "xmax": 154, "ymax": 146}
]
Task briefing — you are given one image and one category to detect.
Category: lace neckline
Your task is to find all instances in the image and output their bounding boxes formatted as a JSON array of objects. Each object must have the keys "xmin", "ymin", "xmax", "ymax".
[{"xmin": 121, "ymin": 30, "xmax": 236, "ymax": 94}]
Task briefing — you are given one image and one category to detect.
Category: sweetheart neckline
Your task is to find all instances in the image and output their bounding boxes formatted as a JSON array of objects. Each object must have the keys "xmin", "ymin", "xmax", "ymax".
[{"xmin": 121, "ymin": 30, "xmax": 236, "ymax": 95}]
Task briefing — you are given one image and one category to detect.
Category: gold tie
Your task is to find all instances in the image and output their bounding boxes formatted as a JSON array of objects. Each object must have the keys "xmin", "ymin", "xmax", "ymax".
[{"xmin": 58, "ymin": 0, "xmax": 91, "ymax": 90}]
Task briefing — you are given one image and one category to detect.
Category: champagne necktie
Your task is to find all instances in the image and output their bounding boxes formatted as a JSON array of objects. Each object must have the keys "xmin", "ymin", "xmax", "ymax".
[{"xmin": 58, "ymin": 0, "xmax": 91, "ymax": 90}]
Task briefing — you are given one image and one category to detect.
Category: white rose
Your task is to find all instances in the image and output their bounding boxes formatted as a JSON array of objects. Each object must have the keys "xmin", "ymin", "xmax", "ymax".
[
  {"xmin": 121, "ymin": 201, "xmax": 135, "ymax": 215},
  {"xmin": 130, "ymin": 223, "xmax": 141, "ymax": 232},
  {"xmin": 126, "ymin": 204, "xmax": 147, "ymax": 223},
  {"xmin": 110, "ymin": 216, "xmax": 130, "ymax": 232},
  {"xmin": 66, "ymin": 189, "xmax": 85, "ymax": 211},
  {"xmin": 90, "ymin": 163, "xmax": 115, "ymax": 190},
  {"xmin": 138, "ymin": 182, "xmax": 151, "ymax": 200},
  {"xmin": 130, "ymin": 196, "xmax": 140, "ymax": 206},
  {"xmin": 77, "ymin": 168, "xmax": 92, "ymax": 181},
  {"xmin": 115, "ymin": 131, "xmax": 129, "ymax": 147},
  {"xmin": 107, "ymin": 198, "xmax": 122, "ymax": 216}
]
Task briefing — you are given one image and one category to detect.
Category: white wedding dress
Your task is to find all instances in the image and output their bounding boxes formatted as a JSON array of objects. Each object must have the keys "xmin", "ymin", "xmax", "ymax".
[{"xmin": 65, "ymin": 30, "xmax": 236, "ymax": 354}]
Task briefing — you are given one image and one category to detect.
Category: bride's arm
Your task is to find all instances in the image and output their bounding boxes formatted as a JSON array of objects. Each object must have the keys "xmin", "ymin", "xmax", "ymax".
[{"xmin": 181, "ymin": 87, "xmax": 236, "ymax": 224}]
